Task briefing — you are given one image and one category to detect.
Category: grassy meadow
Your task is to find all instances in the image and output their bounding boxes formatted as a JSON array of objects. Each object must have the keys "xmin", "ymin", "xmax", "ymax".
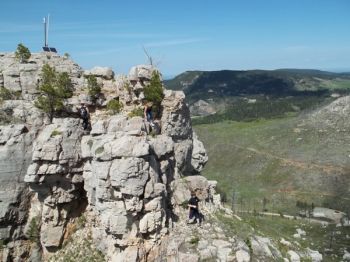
[{"xmin": 194, "ymin": 116, "xmax": 350, "ymax": 215}]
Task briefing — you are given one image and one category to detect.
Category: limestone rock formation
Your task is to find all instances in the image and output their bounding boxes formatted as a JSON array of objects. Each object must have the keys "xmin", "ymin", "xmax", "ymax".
[
  {"xmin": 0, "ymin": 51, "xmax": 328, "ymax": 261},
  {"xmin": 0, "ymin": 52, "xmax": 82, "ymax": 99},
  {"xmin": 0, "ymin": 125, "xmax": 33, "ymax": 243},
  {"xmin": 84, "ymin": 66, "xmax": 114, "ymax": 80},
  {"xmin": 0, "ymin": 51, "xmax": 215, "ymax": 261}
]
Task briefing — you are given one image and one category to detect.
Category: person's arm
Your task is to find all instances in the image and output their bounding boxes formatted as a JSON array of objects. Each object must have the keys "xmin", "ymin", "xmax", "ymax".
[
  {"xmin": 144, "ymin": 106, "xmax": 147, "ymax": 119},
  {"xmin": 188, "ymin": 199, "xmax": 197, "ymax": 209}
]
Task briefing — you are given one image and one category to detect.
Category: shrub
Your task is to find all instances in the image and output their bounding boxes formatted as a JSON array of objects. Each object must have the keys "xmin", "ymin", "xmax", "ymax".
[
  {"xmin": 143, "ymin": 71, "xmax": 164, "ymax": 111},
  {"xmin": 51, "ymin": 129, "xmax": 62, "ymax": 137},
  {"xmin": 189, "ymin": 236, "xmax": 200, "ymax": 245},
  {"xmin": 179, "ymin": 200, "xmax": 189, "ymax": 209},
  {"xmin": 15, "ymin": 43, "xmax": 31, "ymax": 63},
  {"xmin": 57, "ymin": 72, "xmax": 74, "ymax": 98},
  {"xmin": 123, "ymin": 82, "xmax": 132, "ymax": 94},
  {"xmin": 34, "ymin": 64, "xmax": 74, "ymax": 123},
  {"xmin": 28, "ymin": 217, "xmax": 40, "ymax": 244},
  {"xmin": 87, "ymin": 75, "xmax": 101, "ymax": 102},
  {"xmin": 128, "ymin": 107, "xmax": 144, "ymax": 118},
  {"xmin": 107, "ymin": 99, "xmax": 123, "ymax": 114},
  {"xmin": 244, "ymin": 238, "xmax": 253, "ymax": 253},
  {"xmin": 0, "ymin": 87, "xmax": 21, "ymax": 101},
  {"xmin": 279, "ymin": 211, "xmax": 284, "ymax": 218}
]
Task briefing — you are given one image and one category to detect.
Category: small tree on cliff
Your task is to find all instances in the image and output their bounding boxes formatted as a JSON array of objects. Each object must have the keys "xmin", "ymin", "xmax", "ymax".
[
  {"xmin": 35, "ymin": 64, "xmax": 73, "ymax": 123},
  {"xmin": 15, "ymin": 43, "xmax": 31, "ymax": 63},
  {"xmin": 87, "ymin": 75, "xmax": 101, "ymax": 103},
  {"xmin": 143, "ymin": 71, "xmax": 164, "ymax": 116}
]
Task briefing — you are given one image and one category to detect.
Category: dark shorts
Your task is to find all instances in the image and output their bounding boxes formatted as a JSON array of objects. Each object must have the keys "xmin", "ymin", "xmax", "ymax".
[{"xmin": 189, "ymin": 208, "xmax": 200, "ymax": 220}]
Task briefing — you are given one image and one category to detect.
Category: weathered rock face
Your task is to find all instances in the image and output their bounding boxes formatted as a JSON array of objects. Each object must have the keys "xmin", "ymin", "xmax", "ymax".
[
  {"xmin": 0, "ymin": 124, "xmax": 34, "ymax": 260},
  {"xmin": 84, "ymin": 66, "xmax": 114, "ymax": 80},
  {"xmin": 24, "ymin": 118, "xmax": 87, "ymax": 250},
  {"xmin": 0, "ymin": 52, "xmax": 82, "ymax": 98},
  {"xmin": 79, "ymin": 89, "xmax": 211, "ymax": 260},
  {"xmin": 0, "ymin": 52, "xmax": 214, "ymax": 261},
  {"xmin": 128, "ymin": 65, "xmax": 160, "ymax": 81}
]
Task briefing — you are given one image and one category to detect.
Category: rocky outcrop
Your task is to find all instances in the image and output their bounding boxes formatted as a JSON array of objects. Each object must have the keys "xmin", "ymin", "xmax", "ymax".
[
  {"xmin": 189, "ymin": 99, "xmax": 216, "ymax": 116},
  {"xmin": 0, "ymin": 52, "xmax": 215, "ymax": 261},
  {"xmin": 0, "ymin": 124, "xmax": 34, "ymax": 260},
  {"xmin": 128, "ymin": 65, "xmax": 160, "ymax": 82},
  {"xmin": 309, "ymin": 95, "xmax": 350, "ymax": 130},
  {"xmin": 0, "ymin": 52, "xmax": 82, "ymax": 99},
  {"xmin": 78, "ymin": 88, "xmax": 211, "ymax": 260},
  {"xmin": 24, "ymin": 118, "xmax": 86, "ymax": 250},
  {"xmin": 84, "ymin": 67, "xmax": 114, "ymax": 80}
]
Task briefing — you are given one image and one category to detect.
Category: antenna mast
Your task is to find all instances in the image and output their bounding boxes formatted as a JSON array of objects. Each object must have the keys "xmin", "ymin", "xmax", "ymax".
[
  {"xmin": 43, "ymin": 14, "xmax": 50, "ymax": 47},
  {"xmin": 42, "ymin": 14, "xmax": 57, "ymax": 53}
]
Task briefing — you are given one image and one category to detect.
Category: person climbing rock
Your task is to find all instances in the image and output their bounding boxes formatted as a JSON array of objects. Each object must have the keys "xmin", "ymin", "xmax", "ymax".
[
  {"xmin": 144, "ymin": 101, "xmax": 154, "ymax": 123},
  {"xmin": 143, "ymin": 101, "xmax": 155, "ymax": 133},
  {"xmin": 78, "ymin": 103, "xmax": 90, "ymax": 130},
  {"xmin": 187, "ymin": 191, "xmax": 201, "ymax": 225}
]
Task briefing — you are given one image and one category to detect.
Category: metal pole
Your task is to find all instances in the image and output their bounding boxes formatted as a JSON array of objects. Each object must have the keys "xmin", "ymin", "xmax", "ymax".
[
  {"xmin": 47, "ymin": 14, "xmax": 50, "ymax": 47},
  {"xmin": 43, "ymin": 17, "xmax": 47, "ymax": 47}
]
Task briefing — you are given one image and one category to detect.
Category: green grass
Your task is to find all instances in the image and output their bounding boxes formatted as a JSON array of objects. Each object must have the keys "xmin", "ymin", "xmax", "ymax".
[
  {"xmin": 194, "ymin": 116, "xmax": 350, "ymax": 214},
  {"xmin": 128, "ymin": 107, "xmax": 143, "ymax": 118}
]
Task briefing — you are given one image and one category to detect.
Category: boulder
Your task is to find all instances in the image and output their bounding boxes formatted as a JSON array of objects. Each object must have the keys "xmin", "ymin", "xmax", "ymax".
[
  {"xmin": 40, "ymin": 224, "xmax": 65, "ymax": 248},
  {"xmin": 161, "ymin": 90, "xmax": 192, "ymax": 140},
  {"xmin": 191, "ymin": 132, "xmax": 208, "ymax": 173},
  {"xmin": 110, "ymin": 158, "xmax": 149, "ymax": 196},
  {"xmin": 128, "ymin": 64, "xmax": 160, "ymax": 81},
  {"xmin": 236, "ymin": 250, "xmax": 250, "ymax": 262},
  {"xmin": 306, "ymin": 248, "xmax": 322, "ymax": 262},
  {"xmin": 287, "ymin": 250, "xmax": 300, "ymax": 262},
  {"xmin": 84, "ymin": 66, "xmax": 114, "ymax": 80},
  {"xmin": 149, "ymin": 135, "xmax": 174, "ymax": 159},
  {"xmin": 139, "ymin": 211, "xmax": 163, "ymax": 233}
]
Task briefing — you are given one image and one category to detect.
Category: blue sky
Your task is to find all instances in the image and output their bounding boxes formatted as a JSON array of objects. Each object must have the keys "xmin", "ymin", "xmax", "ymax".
[{"xmin": 1, "ymin": 1, "xmax": 349, "ymax": 76}]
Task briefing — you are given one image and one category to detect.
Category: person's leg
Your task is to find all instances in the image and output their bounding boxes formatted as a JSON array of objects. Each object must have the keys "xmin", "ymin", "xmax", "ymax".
[
  {"xmin": 83, "ymin": 118, "xmax": 88, "ymax": 130},
  {"xmin": 194, "ymin": 210, "xmax": 201, "ymax": 224},
  {"xmin": 188, "ymin": 209, "xmax": 195, "ymax": 223}
]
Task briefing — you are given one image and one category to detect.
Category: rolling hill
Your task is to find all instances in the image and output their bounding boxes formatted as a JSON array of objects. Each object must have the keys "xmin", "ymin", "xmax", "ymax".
[
  {"xmin": 166, "ymin": 69, "xmax": 350, "ymax": 215},
  {"xmin": 165, "ymin": 69, "xmax": 350, "ymax": 100}
]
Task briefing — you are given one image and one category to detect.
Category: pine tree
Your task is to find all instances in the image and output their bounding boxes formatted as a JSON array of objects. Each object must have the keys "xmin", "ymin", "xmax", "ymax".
[
  {"xmin": 87, "ymin": 75, "xmax": 101, "ymax": 103},
  {"xmin": 143, "ymin": 71, "xmax": 164, "ymax": 114},
  {"xmin": 107, "ymin": 99, "xmax": 123, "ymax": 114},
  {"xmin": 15, "ymin": 43, "xmax": 31, "ymax": 63},
  {"xmin": 35, "ymin": 64, "xmax": 73, "ymax": 123}
]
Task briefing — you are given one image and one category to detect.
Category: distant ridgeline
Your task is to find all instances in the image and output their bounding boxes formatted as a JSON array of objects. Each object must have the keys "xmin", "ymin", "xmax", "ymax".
[{"xmin": 164, "ymin": 69, "xmax": 350, "ymax": 123}]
